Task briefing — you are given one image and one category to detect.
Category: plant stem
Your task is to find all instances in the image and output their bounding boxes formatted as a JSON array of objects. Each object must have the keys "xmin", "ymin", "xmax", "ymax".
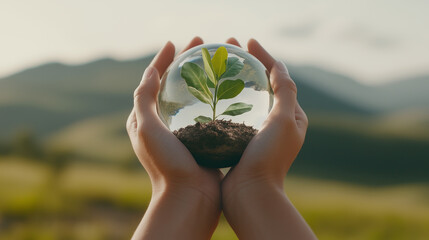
[
  {"xmin": 213, "ymin": 103, "xmax": 216, "ymax": 120},
  {"xmin": 212, "ymin": 78, "xmax": 219, "ymax": 121}
]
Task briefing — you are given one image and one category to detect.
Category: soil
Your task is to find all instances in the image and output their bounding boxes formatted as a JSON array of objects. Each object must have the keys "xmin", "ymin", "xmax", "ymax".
[{"xmin": 173, "ymin": 120, "xmax": 257, "ymax": 168}]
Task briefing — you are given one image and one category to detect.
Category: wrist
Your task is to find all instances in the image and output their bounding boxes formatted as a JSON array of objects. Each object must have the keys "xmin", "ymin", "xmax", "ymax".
[
  {"xmin": 221, "ymin": 176, "xmax": 316, "ymax": 240},
  {"xmin": 162, "ymin": 183, "xmax": 221, "ymax": 209},
  {"xmin": 135, "ymin": 177, "xmax": 222, "ymax": 240},
  {"xmin": 222, "ymin": 174, "xmax": 284, "ymax": 209},
  {"xmin": 151, "ymin": 174, "xmax": 222, "ymax": 210}
]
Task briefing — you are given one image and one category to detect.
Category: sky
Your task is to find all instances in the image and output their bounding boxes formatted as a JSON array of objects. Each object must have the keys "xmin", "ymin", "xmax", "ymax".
[{"xmin": 1, "ymin": 0, "xmax": 428, "ymax": 85}]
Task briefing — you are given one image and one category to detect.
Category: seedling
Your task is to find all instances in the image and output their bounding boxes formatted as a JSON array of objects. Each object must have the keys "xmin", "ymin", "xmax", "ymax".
[{"xmin": 180, "ymin": 46, "xmax": 253, "ymax": 123}]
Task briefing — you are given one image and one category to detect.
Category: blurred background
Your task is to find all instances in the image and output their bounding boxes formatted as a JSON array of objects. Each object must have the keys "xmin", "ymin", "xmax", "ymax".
[{"xmin": 1, "ymin": 0, "xmax": 428, "ymax": 239}]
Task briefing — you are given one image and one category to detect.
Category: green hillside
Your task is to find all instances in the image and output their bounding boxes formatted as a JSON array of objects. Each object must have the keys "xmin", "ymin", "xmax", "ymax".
[{"xmin": 294, "ymin": 118, "xmax": 429, "ymax": 184}]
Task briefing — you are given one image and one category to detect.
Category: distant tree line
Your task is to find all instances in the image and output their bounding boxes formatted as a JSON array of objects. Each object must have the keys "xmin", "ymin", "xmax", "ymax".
[
  {"xmin": 292, "ymin": 126, "xmax": 429, "ymax": 185},
  {"xmin": 0, "ymin": 130, "xmax": 74, "ymax": 170},
  {"xmin": 0, "ymin": 129, "xmax": 141, "ymax": 170}
]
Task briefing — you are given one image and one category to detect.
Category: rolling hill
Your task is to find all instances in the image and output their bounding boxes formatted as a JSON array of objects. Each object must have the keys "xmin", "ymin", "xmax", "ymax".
[
  {"xmin": 290, "ymin": 65, "xmax": 429, "ymax": 112},
  {"xmin": 0, "ymin": 57, "xmax": 150, "ymax": 138}
]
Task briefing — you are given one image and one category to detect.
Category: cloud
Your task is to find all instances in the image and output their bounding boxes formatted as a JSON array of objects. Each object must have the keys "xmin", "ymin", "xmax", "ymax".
[
  {"xmin": 278, "ymin": 21, "xmax": 319, "ymax": 38},
  {"xmin": 338, "ymin": 25, "xmax": 398, "ymax": 49}
]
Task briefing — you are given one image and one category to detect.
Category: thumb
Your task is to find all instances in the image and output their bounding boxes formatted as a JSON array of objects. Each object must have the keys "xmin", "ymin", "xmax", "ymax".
[
  {"xmin": 133, "ymin": 66, "xmax": 161, "ymax": 126},
  {"xmin": 270, "ymin": 61, "xmax": 297, "ymax": 117}
]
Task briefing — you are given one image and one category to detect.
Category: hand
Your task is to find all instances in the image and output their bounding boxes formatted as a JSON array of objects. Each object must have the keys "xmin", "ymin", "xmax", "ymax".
[
  {"xmin": 221, "ymin": 38, "xmax": 315, "ymax": 240},
  {"xmin": 127, "ymin": 37, "xmax": 222, "ymax": 240},
  {"xmin": 222, "ymin": 38, "xmax": 308, "ymax": 195}
]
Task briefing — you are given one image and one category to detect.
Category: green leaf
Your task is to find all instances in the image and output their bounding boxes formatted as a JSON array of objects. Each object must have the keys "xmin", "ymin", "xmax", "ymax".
[
  {"xmin": 211, "ymin": 46, "xmax": 228, "ymax": 78},
  {"xmin": 221, "ymin": 102, "xmax": 253, "ymax": 116},
  {"xmin": 206, "ymin": 75, "xmax": 215, "ymax": 88},
  {"xmin": 221, "ymin": 57, "xmax": 244, "ymax": 79},
  {"xmin": 181, "ymin": 62, "xmax": 213, "ymax": 101},
  {"xmin": 194, "ymin": 115, "xmax": 212, "ymax": 123},
  {"xmin": 202, "ymin": 48, "xmax": 216, "ymax": 87},
  {"xmin": 217, "ymin": 79, "xmax": 245, "ymax": 100},
  {"xmin": 187, "ymin": 87, "xmax": 212, "ymax": 104}
]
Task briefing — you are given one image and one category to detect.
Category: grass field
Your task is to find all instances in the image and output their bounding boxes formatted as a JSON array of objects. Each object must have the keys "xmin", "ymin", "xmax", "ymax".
[{"xmin": 1, "ymin": 158, "xmax": 428, "ymax": 240}]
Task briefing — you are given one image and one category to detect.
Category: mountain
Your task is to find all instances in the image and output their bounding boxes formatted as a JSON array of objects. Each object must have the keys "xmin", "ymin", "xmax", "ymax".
[
  {"xmin": 290, "ymin": 65, "xmax": 429, "ymax": 112},
  {"xmin": 374, "ymin": 75, "xmax": 429, "ymax": 111},
  {"xmin": 0, "ymin": 56, "xmax": 372, "ymax": 139},
  {"xmin": 1, "ymin": 55, "xmax": 428, "ymax": 184},
  {"xmin": 0, "ymin": 57, "xmax": 151, "ymax": 138}
]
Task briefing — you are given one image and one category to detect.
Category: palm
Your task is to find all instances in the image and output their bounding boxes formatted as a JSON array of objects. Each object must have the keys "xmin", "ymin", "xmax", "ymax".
[
  {"xmin": 127, "ymin": 37, "xmax": 222, "ymax": 203},
  {"xmin": 221, "ymin": 38, "xmax": 308, "ymax": 189}
]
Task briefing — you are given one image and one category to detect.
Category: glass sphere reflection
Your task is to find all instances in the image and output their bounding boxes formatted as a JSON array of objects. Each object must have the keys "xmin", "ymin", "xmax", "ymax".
[{"xmin": 157, "ymin": 43, "xmax": 273, "ymax": 131}]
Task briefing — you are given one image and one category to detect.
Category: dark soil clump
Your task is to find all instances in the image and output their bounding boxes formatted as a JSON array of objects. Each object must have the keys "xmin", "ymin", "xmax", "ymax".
[{"xmin": 173, "ymin": 120, "xmax": 257, "ymax": 168}]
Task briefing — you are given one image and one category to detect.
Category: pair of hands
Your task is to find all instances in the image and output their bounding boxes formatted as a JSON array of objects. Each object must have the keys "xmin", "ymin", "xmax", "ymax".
[{"xmin": 127, "ymin": 37, "xmax": 311, "ymax": 240}]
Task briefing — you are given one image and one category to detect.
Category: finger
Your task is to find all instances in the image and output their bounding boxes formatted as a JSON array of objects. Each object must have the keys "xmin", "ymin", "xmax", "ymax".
[
  {"xmin": 247, "ymin": 39, "xmax": 276, "ymax": 72},
  {"xmin": 150, "ymin": 41, "xmax": 176, "ymax": 77},
  {"xmin": 178, "ymin": 36, "xmax": 204, "ymax": 56},
  {"xmin": 133, "ymin": 66, "xmax": 162, "ymax": 126},
  {"xmin": 226, "ymin": 37, "xmax": 241, "ymax": 47},
  {"xmin": 133, "ymin": 65, "xmax": 199, "ymax": 171},
  {"xmin": 270, "ymin": 61, "xmax": 297, "ymax": 116}
]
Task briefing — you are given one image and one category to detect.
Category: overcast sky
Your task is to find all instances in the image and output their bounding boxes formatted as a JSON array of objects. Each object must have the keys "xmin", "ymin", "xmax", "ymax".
[{"xmin": 1, "ymin": 0, "xmax": 428, "ymax": 84}]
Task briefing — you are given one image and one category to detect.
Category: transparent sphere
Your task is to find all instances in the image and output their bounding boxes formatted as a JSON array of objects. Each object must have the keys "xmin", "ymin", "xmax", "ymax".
[{"xmin": 157, "ymin": 43, "xmax": 273, "ymax": 131}]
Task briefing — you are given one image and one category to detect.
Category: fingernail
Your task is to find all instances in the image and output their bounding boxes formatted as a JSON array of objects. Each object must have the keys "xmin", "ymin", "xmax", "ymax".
[{"xmin": 141, "ymin": 66, "xmax": 155, "ymax": 84}]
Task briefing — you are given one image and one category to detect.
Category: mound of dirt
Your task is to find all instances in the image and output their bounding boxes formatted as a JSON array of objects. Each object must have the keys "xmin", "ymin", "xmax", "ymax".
[{"xmin": 173, "ymin": 120, "xmax": 257, "ymax": 168}]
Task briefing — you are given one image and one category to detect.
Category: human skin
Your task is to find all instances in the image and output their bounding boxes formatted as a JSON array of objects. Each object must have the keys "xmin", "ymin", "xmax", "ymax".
[
  {"xmin": 221, "ymin": 38, "xmax": 317, "ymax": 240},
  {"xmin": 127, "ymin": 37, "xmax": 223, "ymax": 240},
  {"xmin": 127, "ymin": 37, "xmax": 316, "ymax": 239}
]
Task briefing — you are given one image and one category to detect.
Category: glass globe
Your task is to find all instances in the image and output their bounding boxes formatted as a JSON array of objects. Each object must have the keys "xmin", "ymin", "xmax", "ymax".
[{"xmin": 157, "ymin": 43, "xmax": 273, "ymax": 168}]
